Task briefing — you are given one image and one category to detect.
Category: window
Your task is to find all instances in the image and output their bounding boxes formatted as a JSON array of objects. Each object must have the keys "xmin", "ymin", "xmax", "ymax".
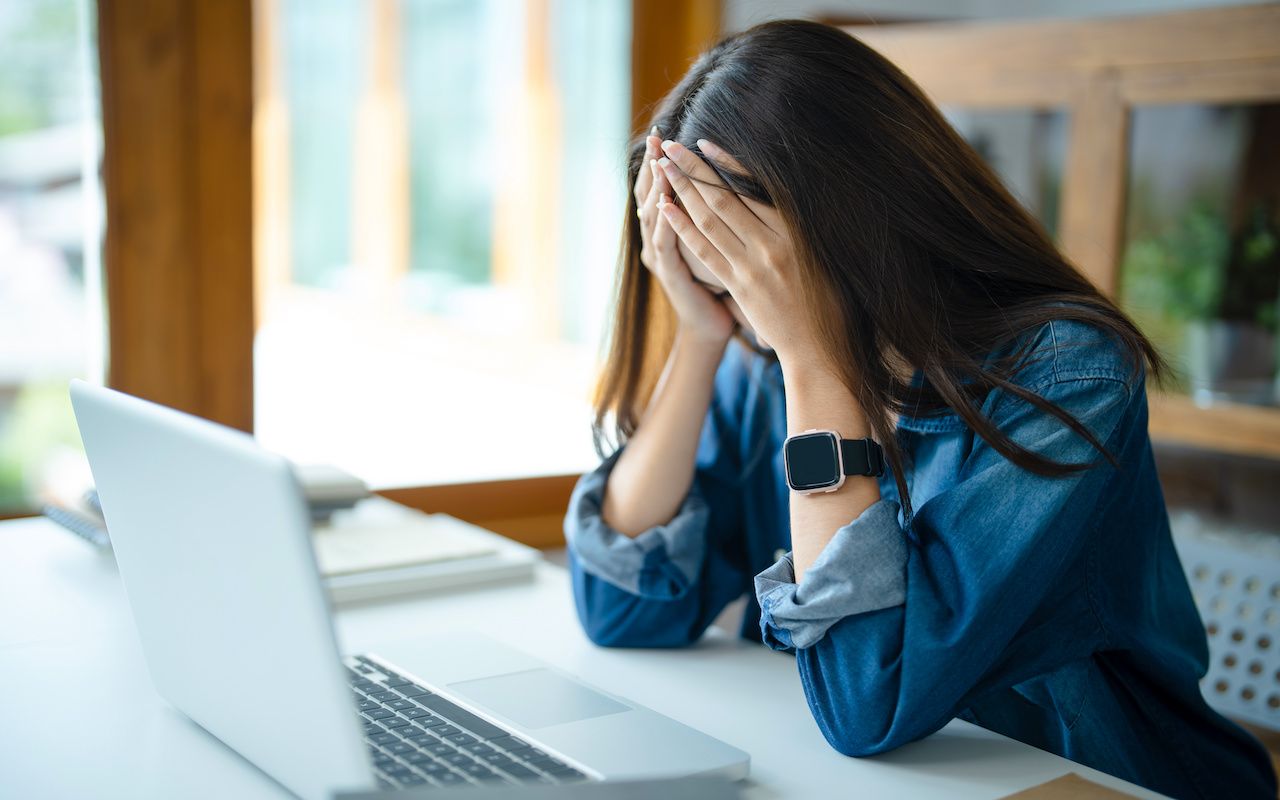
[
  {"xmin": 254, "ymin": 0, "xmax": 630, "ymax": 488},
  {"xmin": 944, "ymin": 108, "xmax": 1068, "ymax": 239},
  {"xmin": 0, "ymin": 0, "xmax": 103, "ymax": 514},
  {"xmin": 1119, "ymin": 102, "xmax": 1279, "ymax": 407}
]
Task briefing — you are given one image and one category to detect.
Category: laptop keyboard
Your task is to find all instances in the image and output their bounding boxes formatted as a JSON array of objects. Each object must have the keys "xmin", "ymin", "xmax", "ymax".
[{"xmin": 348, "ymin": 655, "xmax": 590, "ymax": 790}]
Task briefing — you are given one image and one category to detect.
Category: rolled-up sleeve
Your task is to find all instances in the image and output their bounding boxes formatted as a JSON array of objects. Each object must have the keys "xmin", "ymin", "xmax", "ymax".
[
  {"xmin": 754, "ymin": 498, "xmax": 908, "ymax": 650},
  {"xmin": 566, "ymin": 448, "xmax": 712, "ymax": 598},
  {"xmin": 564, "ymin": 347, "xmax": 753, "ymax": 648}
]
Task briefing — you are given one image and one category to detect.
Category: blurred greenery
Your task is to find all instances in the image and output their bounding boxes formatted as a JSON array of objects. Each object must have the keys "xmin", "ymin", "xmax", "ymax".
[
  {"xmin": 0, "ymin": 0, "xmax": 83, "ymax": 136},
  {"xmin": 0, "ymin": 0, "xmax": 91, "ymax": 511},
  {"xmin": 0, "ymin": 384, "xmax": 83, "ymax": 511},
  {"xmin": 1220, "ymin": 201, "xmax": 1280, "ymax": 333},
  {"xmin": 1122, "ymin": 197, "xmax": 1230, "ymax": 326}
]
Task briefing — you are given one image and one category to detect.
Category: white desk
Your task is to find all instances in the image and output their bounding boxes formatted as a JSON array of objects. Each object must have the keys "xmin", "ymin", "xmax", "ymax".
[{"xmin": 0, "ymin": 517, "xmax": 1161, "ymax": 799}]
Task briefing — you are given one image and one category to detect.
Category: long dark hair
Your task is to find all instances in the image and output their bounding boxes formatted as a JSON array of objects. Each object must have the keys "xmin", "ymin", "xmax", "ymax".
[{"xmin": 594, "ymin": 19, "xmax": 1165, "ymax": 521}]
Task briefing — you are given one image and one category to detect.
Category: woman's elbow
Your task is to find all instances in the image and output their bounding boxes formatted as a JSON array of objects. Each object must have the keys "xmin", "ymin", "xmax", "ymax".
[
  {"xmin": 809, "ymin": 702, "xmax": 901, "ymax": 758},
  {"xmin": 798, "ymin": 655, "xmax": 925, "ymax": 758},
  {"xmin": 572, "ymin": 581, "xmax": 698, "ymax": 649},
  {"xmin": 819, "ymin": 723, "xmax": 907, "ymax": 758},
  {"xmin": 583, "ymin": 611, "xmax": 701, "ymax": 650}
]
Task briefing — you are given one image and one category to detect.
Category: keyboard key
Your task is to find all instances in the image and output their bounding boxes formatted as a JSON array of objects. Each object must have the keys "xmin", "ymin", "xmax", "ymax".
[
  {"xmin": 383, "ymin": 676, "xmax": 413, "ymax": 688},
  {"xmin": 357, "ymin": 699, "xmax": 380, "ymax": 713},
  {"xmin": 446, "ymin": 733, "xmax": 478, "ymax": 746},
  {"xmin": 386, "ymin": 742, "xmax": 415, "ymax": 755},
  {"xmin": 481, "ymin": 753, "xmax": 516, "ymax": 768},
  {"xmin": 460, "ymin": 762, "xmax": 499, "ymax": 779},
  {"xmin": 414, "ymin": 695, "xmax": 508, "ymax": 740},
  {"xmin": 548, "ymin": 766, "xmax": 587, "ymax": 780},
  {"xmin": 444, "ymin": 753, "xmax": 472, "ymax": 766},
  {"xmin": 401, "ymin": 707, "xmax": 431, "ymax": 719},
  {"xmin": 396, "ymin": 685, "xmax": 432, "ymax": 698},
  {"xmin": 381, "ymin": 717, "xmax": 411, "ymax": 729},
  {"xmin": 363, "ymin": 709, "xmax": 393, "ymax": 721},
  {"xmin": 415, "ymin": 714, "xmax": 447, "ymax": 728},
  {"xmin": 432, "ymin": 725, "xmax": 462, "ymax": 737},
  {"xmin": 527, "ymin": 756, "xmax": 566, "ymax": 770},
  {"xmin": 435, "ymin": 772, "xmax": 466, "ymax": 785},
  {"xmin": 384, "ymin": 698, "xmax": 416, "ymax": 712},
  {"xmin": 368, "ymin": 732, "xmax": 399, "ymax": 746},
  {"xmin": 462, "ymin": 743, "xmax": 496, "ymax": 756},
  {"xmin": 490, "ymin": 735, "xmax": 532, "ymax": 752},
  {"xmin": 398, "ymin": 726, "xmax": 432, "ymax": 741},
  {"xmin": 352, "ymin": 679, "xmax": 378, "ymax": 692},
  {"xmin": 424, "ymin": 742, "xmax": 454, "ymax": 756},
  {"xmin": 369, "ymin": 691, "xmax": 400, "ymax": 702},
  {"xmin": 399, "ymin": 773, "xmax": 428, "ymax": 786},
  {"xmin": 500, "ymin": 763, "xmax": 540, "ymax": 781},
  {"xmin": 401, "ymin": 751, "xmax": 435, "ymax": 765}
]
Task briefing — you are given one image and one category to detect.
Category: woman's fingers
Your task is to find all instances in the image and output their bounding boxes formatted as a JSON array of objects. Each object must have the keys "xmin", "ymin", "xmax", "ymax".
[
  {"xmin": 637, "ymin": 157, "xmax": 663, "ymax": 269},
  {"xmin": 695, "ymin": 138, "xmax": 785, "ymax": 235},
  {"xmin": 658, "ymin": 195, "xmax": 735, "ymax": 287},
  {"xmin": 632, "ymin": 128, "xmax": 659, "ymax": 207},
  {"xmin": 658, "ymin": 140, "xmax": 751, "ymax": 257},
  {"xmin": 651, "ymin": 192, "xmax": 679, "ymax": 262}
]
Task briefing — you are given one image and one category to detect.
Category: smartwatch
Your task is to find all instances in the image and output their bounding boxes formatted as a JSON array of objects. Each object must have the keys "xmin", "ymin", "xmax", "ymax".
[{"xmin": 783, "ymin": 429, "xmax": 884, "ymax": 494}]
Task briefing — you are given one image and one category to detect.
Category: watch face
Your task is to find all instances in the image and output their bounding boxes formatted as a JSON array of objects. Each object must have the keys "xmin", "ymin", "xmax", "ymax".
[{"xmin": 785, "ymin": 432, "xmax": 841, "ymax": 491}]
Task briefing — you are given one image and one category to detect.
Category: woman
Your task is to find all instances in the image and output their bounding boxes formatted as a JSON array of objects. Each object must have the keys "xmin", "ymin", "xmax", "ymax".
[{"xmin": 563, "ymin": 19, "xmax": 1275, "ymax": 800}]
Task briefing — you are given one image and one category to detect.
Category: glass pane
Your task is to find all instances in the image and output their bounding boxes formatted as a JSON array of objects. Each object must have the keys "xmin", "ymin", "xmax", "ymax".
[
  {"xmin": 0, "ymin": 1, "xmax": 103, "ymax": 514},
  {"xmin": 944, "ymin": 107, "xmax": 1068, "ymax": 238},
  {"xmin": 254, "ymin": 0, "xmax": 629, "ymax": 487},
  {"xmin": 1119, "ymin": 102, "xmax": 1280, "ymax": 407}
]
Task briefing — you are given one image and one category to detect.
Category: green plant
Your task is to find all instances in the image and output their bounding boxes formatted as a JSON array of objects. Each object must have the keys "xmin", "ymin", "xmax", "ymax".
[
  {"xmin": 1219, "ymin": 200, "xmax": 1280, "ymax": 334},
  {"xmin": 1122, "ymin": 201, "xmax": 1229, "ymax": 324}
]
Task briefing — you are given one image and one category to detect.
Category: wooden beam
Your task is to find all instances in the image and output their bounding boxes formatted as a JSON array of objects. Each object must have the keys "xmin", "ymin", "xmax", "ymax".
[
  {"xmin": 98, "ymin": 0, "xmax": 255, "ymax": 431},
  {"xmin": 1119, "ymin": 57, "xmax": 1280, "ymax": 106},
  {"xmin": 854, "ymin": 4, "xmax": 1280, "ymax": 97},
  {"xmin": 1149, "ymin": 394, "xmax": 1280, "ymax": 461},
  {"xmin": 1059, "ymin": 74, "xmax": 1130, "ymax": 295}
]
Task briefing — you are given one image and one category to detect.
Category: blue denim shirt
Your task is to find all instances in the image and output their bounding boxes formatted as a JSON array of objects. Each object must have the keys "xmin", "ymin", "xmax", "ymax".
[{"xmin": 564, "ymin": 319, "xmax": 1277, "ymax": 800}]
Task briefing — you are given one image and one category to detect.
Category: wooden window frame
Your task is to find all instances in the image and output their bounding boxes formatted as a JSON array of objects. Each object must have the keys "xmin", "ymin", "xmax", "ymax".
[{"xmin": 854, "ymin": 4, "xmax": 1280, "ymax": 460}]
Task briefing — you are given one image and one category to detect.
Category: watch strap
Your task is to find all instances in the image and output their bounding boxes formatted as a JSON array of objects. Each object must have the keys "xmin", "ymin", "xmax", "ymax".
[{"xmin": 839, "ymin": 437, "xmax": 885, "ymax": 477}]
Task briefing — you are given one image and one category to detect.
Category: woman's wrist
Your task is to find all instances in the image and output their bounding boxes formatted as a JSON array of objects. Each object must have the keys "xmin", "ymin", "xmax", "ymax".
[
  {"xmin": 675, "ymin": 323, "xmax": 733, "ymax": 354},
  {"xmin": 780, "ymin": 355, "xmax": 872, "ymax": 438}
]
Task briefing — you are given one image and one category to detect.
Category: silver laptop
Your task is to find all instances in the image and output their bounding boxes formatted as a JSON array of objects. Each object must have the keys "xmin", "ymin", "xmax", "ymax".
[{"xmin": 70, "ymin": 381, "xmax": 749, "ymax": 800}]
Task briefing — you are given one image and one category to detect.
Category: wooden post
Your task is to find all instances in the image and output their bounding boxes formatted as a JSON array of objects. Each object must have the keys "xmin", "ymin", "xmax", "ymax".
[
  {"xmin": 1059, "ymin": 73, "xmax": 1130, "ymax": 296},
  {"xmin": 630, "ymin": 0, "xmax": 723, "ymax": 135},
  {"xmin": 98, "ymin": 0, "xmax": 255, "ymax": 431}
]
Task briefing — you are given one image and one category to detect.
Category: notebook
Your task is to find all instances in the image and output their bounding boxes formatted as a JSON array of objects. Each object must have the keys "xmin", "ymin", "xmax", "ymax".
[{"xmin": 316, "ymin": 497, "xmax": 541, "ymax": 604}]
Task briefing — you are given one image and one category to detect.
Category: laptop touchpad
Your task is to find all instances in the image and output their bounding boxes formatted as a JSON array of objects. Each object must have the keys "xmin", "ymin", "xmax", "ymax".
[{"xmin": 448, "ymin": 668, "xmax": 630, "ymax": 729}]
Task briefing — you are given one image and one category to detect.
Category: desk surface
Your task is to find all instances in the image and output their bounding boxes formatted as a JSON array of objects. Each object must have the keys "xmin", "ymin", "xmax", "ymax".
[{"xmin": 0, "ymin": 517, "xmax": 1161, "ymax": 799}]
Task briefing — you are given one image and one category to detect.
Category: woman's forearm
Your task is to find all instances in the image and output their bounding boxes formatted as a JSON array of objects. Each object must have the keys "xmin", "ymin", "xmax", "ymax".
[
  {"xmin": 601, "ymin": 330, "xmax": 728, "ymax": 537},
  {"xmin": 781, "ymin": 358, "xmax": 880, "ymax": 582}
]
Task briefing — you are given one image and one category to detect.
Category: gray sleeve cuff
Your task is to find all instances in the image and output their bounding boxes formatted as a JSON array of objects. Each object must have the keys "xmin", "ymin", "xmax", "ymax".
[
  {"xmin": 564, "ymin": 448, "xmax": 709, "ymax": 596},
  {"xmin": 754, "ymin": 498, "xmax": 908, "ymax": 650}
]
